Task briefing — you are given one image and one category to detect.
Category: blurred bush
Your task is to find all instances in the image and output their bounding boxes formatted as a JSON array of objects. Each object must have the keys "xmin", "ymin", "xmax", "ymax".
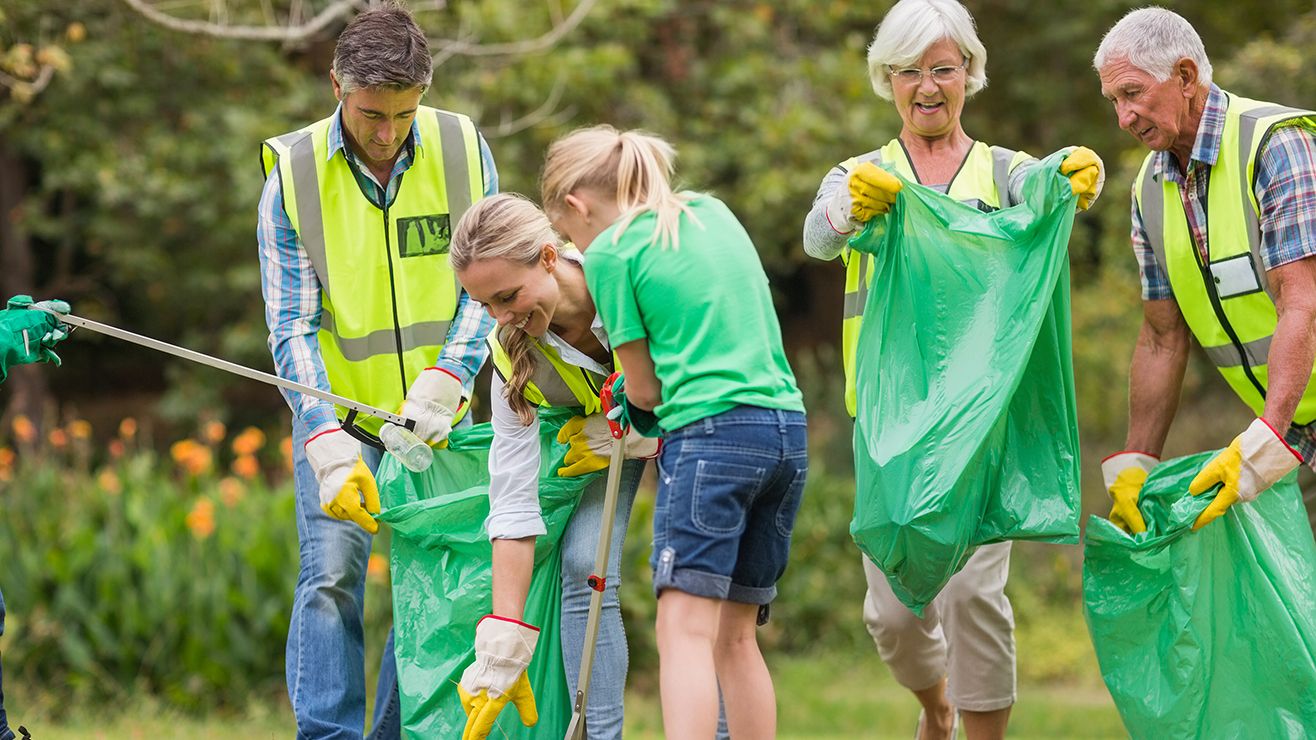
[{"xmin": 0, "ymin": 416, "xmax": 392, "ymax": 712}]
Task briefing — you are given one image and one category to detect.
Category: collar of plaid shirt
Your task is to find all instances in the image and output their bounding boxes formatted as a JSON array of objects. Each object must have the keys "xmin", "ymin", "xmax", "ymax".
[{"xmin": 1152, "ymin": 84, "xmax": 1227, "ymax": 185}]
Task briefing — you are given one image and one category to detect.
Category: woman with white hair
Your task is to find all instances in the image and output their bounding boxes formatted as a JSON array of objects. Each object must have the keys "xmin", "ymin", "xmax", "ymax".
[{"xmin": 802, "ymin": 1, "xmax": 1103, "ymax": 739}]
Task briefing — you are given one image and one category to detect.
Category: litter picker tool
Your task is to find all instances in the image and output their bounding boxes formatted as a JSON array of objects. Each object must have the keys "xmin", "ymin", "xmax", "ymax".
[
  {"xmin": 27, "ymin": 305, "xmax": 434, "ymax": 472},
  {"xmin": 564, "ymin": 378, "xmax": 630, "ymax": 740}
]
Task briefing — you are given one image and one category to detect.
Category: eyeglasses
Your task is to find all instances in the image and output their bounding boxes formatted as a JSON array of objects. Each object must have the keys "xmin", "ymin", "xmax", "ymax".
[{"xmin": 888, "ymin": 60, "xmax": 968, "ymax": 86}]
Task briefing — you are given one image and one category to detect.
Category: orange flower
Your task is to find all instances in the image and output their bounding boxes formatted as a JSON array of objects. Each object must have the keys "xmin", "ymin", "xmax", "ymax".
[
  {"xmin": 185, "ymin": 497, "xmax": 216, "ymax": 539},
  {"xmin": 170, "ymin": 439, "xmax": 213, "ymax": 477},
  {"xmin": 98, "ymin": 469, "xmax": 122, "ymax": 495},
  {"xmin": 202, "ymin": 420, "xmax": 226, "ymax": 445},
  {"xmin": 12, "ymin": 415, "xmax": 36, "ymax": 444},
  {"xmin": 231, "ymin": 454, "xmax": 260, "ymax": 480},
  {"xmin": 281, "ymin": 436, "xmax": 294, "ymax": 470},
  {"xmin": 367, "ymin": 553, "xmax": 388, "ymax": 583},
  {"xmin": 0, "ymin": 447, "xmax": 14, "ymax": 469},
  {"xmin": 232, "ymin": 427, "xmax": 266, "ymax": 456},
  {"xmin": 218, "ymin": 477, "xmax": 246, "ymax": 507},
  {"xmin": 118, "ymin": 417, "xmax": 137, "ymax": 440},
  {"xmin": 108, "ymin": 439, "xmax": 125, "ymax": 459},
  {"xmin": 48, "ymin": 428, "xmax": 69, "ymax": 449},
  {"xmin": 68, "ymin": 420, "xmax": 92, "ymax": 440}
]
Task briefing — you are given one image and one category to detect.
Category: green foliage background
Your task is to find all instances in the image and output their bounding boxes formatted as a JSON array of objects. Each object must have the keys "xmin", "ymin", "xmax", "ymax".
[{"xmin": 3, "ymin": 0, "xmax": 1316, "ymax": 717}]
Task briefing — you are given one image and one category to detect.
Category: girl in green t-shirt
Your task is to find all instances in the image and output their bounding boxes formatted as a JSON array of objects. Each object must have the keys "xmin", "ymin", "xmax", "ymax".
[{"xmin": 541, "ymin": 125, "xmax": 809, "ymax": 739}]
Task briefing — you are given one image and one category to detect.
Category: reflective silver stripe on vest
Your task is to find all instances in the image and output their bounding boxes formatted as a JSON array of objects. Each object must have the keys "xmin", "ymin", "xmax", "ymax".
[
  {"xmin": 283, "ymin": 131, "xmax": 333, "ymax": 300},
  {"xmin": 989, "ymin": 146, "xmax": 1017, "ymax": 207},
  {"xmin": 1140, "ymin": 168, "xmax": 1168, "ymax": 275},
  {"xmin": 529, "ymin": 359, "xmax": 586, "ymax": 407},
  {"xmin": 322, "ymin": 311, "xmax": 452, "ymax": 362},
  {"xmin": 843, "ymin": 253, "xmax": 870, "ymax": 319},
  {"xmin": 1237, "ymin": 104, "xmax": 1309, "ymax": 295},
  {"xmin": 1202, "ymin": 335, "xmax": 1272, "ymax": 368},
  {"xmin": 435, "ymin": 109, "xmax": 475, "ymax": 303}
]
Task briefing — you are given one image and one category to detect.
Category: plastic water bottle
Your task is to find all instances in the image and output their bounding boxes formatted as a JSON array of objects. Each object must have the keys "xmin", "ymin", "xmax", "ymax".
[{"xmin": 380, "ymin": 423, "xmax": 433, "ymax": 473}]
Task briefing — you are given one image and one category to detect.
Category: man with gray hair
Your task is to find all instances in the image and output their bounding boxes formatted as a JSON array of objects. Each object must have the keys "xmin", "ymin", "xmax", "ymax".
[
  {"xmin": 1094, "ymin": 7, "xmax": 1316, "ymax": 537},
  {"xmin": 257, "ymin": 2, "xmax": 497, "ymax": 736}
]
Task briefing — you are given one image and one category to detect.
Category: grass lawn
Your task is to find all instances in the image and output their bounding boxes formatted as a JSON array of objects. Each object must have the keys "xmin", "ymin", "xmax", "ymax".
[{"xmin": 8, "ymin": 650, "xmax": 1126, "ymax": 739}]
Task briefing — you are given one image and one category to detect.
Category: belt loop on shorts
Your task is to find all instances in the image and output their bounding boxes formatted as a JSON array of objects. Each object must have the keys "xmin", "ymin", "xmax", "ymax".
[
  {"xmin": 703, "ymin": 416, "xmax": 715, "ymax": 435},
  {"xmin": 777, "ymin": 409, "xmax": 787, "ymax": 434}
]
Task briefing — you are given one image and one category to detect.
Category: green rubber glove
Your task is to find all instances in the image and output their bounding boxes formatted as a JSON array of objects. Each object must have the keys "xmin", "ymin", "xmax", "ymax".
[
  {"xmin": 1, "ymin": 295, "xmax": 72, "ymax": 381},
  {"xmin": 601, "ymin": 372, "xmax": 662, "ymax": 438}
]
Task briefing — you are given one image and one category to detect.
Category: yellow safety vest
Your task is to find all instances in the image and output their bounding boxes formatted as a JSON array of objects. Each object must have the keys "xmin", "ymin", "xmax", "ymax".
[
  {"xmin": 261, "ymin": 106, "xmax": 484, "ymax": 436},
  {"xmin": 488, "ymin": 331, "xmax": 608, "ymax": 415},
  {"xmin": 839, "ymin": 139, "xmax": 1031, "ymax": 416},
  {"xmin": 1134, "ymin": 92, "xmax": 1316, "ymax": 425}
]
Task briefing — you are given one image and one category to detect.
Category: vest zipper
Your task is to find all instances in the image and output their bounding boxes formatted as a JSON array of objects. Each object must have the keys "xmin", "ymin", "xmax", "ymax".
[
  {"xmin": 381, "ymin": 199, "xmax": 409, "ymax": 399},
  {"xmin": 1186, "ymin": 209, "xmax": 1268, "ymax": 400}
]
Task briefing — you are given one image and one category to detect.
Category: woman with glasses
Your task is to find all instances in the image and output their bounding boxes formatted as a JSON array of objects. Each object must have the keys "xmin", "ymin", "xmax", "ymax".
[{"xmin": 802, "ymin": 2, "xmax": 1102, "ymax": 739}]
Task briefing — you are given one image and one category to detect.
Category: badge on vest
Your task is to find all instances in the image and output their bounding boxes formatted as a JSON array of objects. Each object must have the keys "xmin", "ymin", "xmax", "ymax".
[
  {"xmin": 1208, "ymin": 253, "xmax": 1264, "ymax": 300},
  {"xmin": 396, "ymin": 214, "xmax": 451, "ymax": 258}
]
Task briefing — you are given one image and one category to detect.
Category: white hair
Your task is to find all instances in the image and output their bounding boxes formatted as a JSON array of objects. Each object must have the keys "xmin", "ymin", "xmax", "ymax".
[
  {"xmin": 1093, "ymin": 7, "xmax": 1213, "ymax": 86},
  {"xmin": 866, "ymin": 0, "xmax": 988, "ymax": 102}
]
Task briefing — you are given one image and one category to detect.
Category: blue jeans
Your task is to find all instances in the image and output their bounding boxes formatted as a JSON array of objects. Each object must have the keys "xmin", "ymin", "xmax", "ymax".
[
  {"xmin": 0, "ymin": 588, "xmax": 12, "ymax": 740},
  {"xmin": 654, "ymin": 407, "xmax": 809, "ymax": 604},
  {"xmin": 558, "ymin": 459, "xmax": 643, "ymax": 740},
  {"xmin": 289, "ymin": 418, "xmax": 400, "ymax": 740}
]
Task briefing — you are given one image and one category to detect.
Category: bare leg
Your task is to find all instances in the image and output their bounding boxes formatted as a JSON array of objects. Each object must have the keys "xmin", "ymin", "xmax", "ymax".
[
  {"xmin": 912, "ymin": 677, "xmax": 955, "ymax": 740},
  {"xmin": 714, "ymin": 601, "xmax": 776, "ymax": 738},
  {"xmin": 961, "ymin": 706, "xmax": 1011, "ymax": 740},
  {"xmin": 657, "ymin": 591, "xmax": 722, "ymax": 738}
]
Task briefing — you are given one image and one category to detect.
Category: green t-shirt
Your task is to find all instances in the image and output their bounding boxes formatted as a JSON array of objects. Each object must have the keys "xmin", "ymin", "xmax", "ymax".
[{"xmin": 583, "ymin": 194, "xmax": 804, "ymax": 432}]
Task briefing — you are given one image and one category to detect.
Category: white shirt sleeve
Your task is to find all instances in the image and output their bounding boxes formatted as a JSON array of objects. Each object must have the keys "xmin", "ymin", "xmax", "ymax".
[{"xmin": 486, "ymin": 372, "xmax": 548, "ymax": 540}]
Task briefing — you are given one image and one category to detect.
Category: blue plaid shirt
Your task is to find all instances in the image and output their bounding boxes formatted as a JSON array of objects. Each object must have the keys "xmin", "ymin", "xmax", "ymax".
[
  {"xmin": 257, "ymin": 104, "xmax": 498, "ymax": 434},
  {"xmin": 1131, "ymin": 85, "xmax": 1316, "ymax": 460}
]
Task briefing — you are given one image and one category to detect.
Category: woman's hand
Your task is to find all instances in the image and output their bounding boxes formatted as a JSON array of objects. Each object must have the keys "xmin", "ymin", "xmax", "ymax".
[{"xmin": 1060, "ymin": 146, "xmax": 1105, "ymax": 211}]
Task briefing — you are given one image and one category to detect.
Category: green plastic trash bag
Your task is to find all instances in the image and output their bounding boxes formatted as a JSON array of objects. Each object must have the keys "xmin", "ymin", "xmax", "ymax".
[
  {"xmin": 1083, "ymin": 451, "xmax": 1316, "ymax": 738},
  {"xmin": 850, "ymin": 151, "xmax": 1081, "ymax": 615},
  {"xmin": 376, "ymin": 409, "xmax": 603, "ymax": 740}
]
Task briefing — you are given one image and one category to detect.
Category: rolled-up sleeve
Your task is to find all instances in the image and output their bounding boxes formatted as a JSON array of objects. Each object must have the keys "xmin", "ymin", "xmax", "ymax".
[{"xmin": 485, "ymin": 371, "xmax": 546, "ymax": 540}]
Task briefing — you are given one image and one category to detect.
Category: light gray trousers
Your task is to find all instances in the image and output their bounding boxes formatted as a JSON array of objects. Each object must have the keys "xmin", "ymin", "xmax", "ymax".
[{"xmin": 861, "ymin": 541, "xmax": 1017, "ymax": 712}]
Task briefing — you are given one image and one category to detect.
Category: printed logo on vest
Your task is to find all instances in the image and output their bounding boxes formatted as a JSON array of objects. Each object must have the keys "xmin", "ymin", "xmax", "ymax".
[{"xmin": 396, "ymin": 215, "xmax": 452, "ymax": 258}]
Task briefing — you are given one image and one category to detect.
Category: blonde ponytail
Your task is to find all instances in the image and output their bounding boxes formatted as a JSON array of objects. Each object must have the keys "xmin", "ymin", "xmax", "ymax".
[
  {"xmin": 450, "ymin": 193, "xmax": 560, "ymax": 426},
  {"xmin": 541, "ymin": 125, "xmax": 699, "ymax": 250}
]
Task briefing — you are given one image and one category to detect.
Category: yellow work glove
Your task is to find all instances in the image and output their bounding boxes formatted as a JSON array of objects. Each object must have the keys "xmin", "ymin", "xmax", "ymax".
[
  {"xmin": 825, "ymin": 162, "xmax": 904, "ymax": 232},
  {"xmin": 304, "ymin": 428, "xmax": 381, "ymax": 534},
  {"xmin": 1101, "ymin": 451, "xmax": 1159, "ymax": 534},
  {"xmin": 1059, "ymin": 146, "xmax": 1105, "ymax": 211},
  {"xmin": 555, "ymin": 414, "xmax": 661, "ymax": 478},
  {"xmin": 1189, "ymin": 418, "xmax": 1302, "ymax": 531},
  {"xmin": 458, "ymin": 615, "xmax": 540, "ymax": 740}
]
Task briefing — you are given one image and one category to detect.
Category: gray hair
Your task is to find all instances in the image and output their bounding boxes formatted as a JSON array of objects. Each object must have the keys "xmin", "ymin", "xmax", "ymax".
[
  {"xmin": 1093, "ymin": 7, "xmax": 1213, "ymax": 86},
  {"xmin": 332, "ymin": 2, "xmax": 432, "ymax": 94},
  {"xmin": 866, "ymin": 0, "xmax": 988, "ymax": 102}
]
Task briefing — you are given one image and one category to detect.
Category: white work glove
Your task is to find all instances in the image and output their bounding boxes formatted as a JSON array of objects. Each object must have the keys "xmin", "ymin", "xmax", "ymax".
[
  {"xmin": 555, "ymin": 413, "xmax": 661, "ymax": 478},
  {"xmin": 824, "ymin": 162, "xmax": 904, "ymax": 234},
  {"xmin": 458, "ymin": 615, "xmax": 541, "ymax": 739},
  {"xmin": 1101, "ymin": 451, "xmax": 1160, "ymax": 534},
  {"xmin": 305, "ymin": 427, "xmax": 380, "ymax": 534},
  {"xmin": 1189, "ymin": 418, "xmax": 1303, "ymax": 531},
  {"xmin": 401, "ymin": 367, "xmax": 464, "ymax": 445}
]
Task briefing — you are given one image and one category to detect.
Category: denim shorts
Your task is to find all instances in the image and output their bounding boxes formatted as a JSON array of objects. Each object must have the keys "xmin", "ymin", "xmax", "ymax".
[{"xmin": 652, "ymin": 406, "xmax": 808, "ymax": 604}]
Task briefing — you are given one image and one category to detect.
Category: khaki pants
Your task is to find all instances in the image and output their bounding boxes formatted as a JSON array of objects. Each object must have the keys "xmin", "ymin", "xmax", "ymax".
[{"xmin": 861, "ymin": 542, "xmax": 1016, "ymax": 712}]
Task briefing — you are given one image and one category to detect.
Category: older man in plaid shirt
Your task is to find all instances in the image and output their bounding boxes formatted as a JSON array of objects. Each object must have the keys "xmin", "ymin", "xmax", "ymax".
[{"xmin": 1094, "ymin": 7, "xmax": 1316, "ymax": 536}]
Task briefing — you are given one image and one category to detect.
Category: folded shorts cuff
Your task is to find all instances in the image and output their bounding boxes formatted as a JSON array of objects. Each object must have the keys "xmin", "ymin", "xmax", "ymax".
[
  {"xmin": 653, "ymin": 566, "xmax": 731, "ymax": 600},
  {"xmin": 726, "ymin": 582, "xmax": 777, "ymax": 605}
]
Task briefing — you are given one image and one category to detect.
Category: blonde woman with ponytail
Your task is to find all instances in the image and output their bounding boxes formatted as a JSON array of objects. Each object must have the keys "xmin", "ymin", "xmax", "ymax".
[
  {"xmin": 542, "ymin": 125, "xmax": 808, "ymax": 739},
  {"xmin": 449, "ymin": 193, "xmax": 660, "ymax": 740}
]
